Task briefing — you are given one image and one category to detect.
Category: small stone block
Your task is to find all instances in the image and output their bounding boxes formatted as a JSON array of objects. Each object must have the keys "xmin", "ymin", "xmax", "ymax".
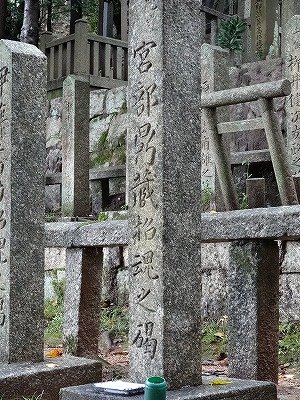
[
  {"xmin": 0, "ymin": 356, "xmax": 102, "ymax": 400},
  {"xmin": 60, "ymin": 377, "xmax": 277, "ymax": 400}
]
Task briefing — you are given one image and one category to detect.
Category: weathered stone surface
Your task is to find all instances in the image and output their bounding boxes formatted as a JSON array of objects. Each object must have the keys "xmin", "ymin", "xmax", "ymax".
[
  {"xmin": 128, "ymin": 0, "xmax": 202, "ymax": 388},
  {"xmin": 228, "ymin": 240, "xmax": 279, "ymax": 383},
  {"xmin": 201, "ymin": 205, "xmax": 300, "ymax": 242},
  {"xmin": 0, "ymin": 356, "xmax": 102, "ymax": 400},
  {"xmin": 0, "ymin": 40, "xmax": 46, "ymax": 363},
  {"xmin": 229, "ymin": 58, "xmax": 284, "ymax": 154},
  {"xmin": 62, "ymin": 75, "xmax": 90, "ymax": 217},
  {"xmin": 201, "ymin": 243, "xmax": 229, "ymax": 319},
  {"xmin": 281, "ymin": 0, "xmax": 300, "ymax": 56},
  {"xmin": 60, "ymin": 377, "xmax": 277, "ymax": 400},
  {"xmin": 280, "ymin": 241, "xmax": 300, "ymax": 273},
  {"xmin": 64, "ymin": 247, "xmax": 103, "ymax": 357},
  {"xmin": 45, "ymin": 220, "xmax": 128, "ymax": 247},
  {"xmin": 201, "ymin": 44, "xmax": 230, "ymax": 210},
  {"xmin": 250, "ymin": 0, "xmax": 277, "ymax": 60},
  {"xmin": 280, "ymin": 273, "xmax": 300, "ymax": 321},
  {"xmin": 285, "ymin": 16, "xmax": 300, "ymax": 175}
]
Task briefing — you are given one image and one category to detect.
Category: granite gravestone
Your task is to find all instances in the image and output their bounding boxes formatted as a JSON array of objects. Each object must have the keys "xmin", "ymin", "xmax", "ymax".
[
  {"xmin": 281, "ymin": 0, "xmax": 300, "ymax": 57},
  {"xmin": 128, "ymin": 0, "xmax": 203, "ymax": 389},
  {"xmin": 201, "ymin": 44, "xmax": 230, "ymax": 211},
  {"xmin": 250, "ymin": 0, "xmax": 277, "ymax": 60},
  {"xmin": 62, "ymin": 75, "xmax": 90, "ymax": 217},
  {"xmin": 285, "ymin": 16, "xmax": 300, "ymax": 175},
  {"xmin": 0, "ymin": 40, "xmax": 46, "ymax": 363}
]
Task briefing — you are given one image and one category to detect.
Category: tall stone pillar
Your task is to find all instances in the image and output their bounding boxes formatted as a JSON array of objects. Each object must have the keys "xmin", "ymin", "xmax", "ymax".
[
  {"xmin": 0, "ymin": 40, "xmax": 46, "ymax": 363},
  {"xmin": 250, "ymin": 0, "xmax": 277, "ymax": 60},
  {"xmin": 281, "ymin": 0, "xmax": 300, "ymax": 57},
  {"xmin": 62, "ymin": 75, "xmax": 90, "ymax": 217},
  {"xmin": 128, "ymin": 0, "xmax": 203, "ymax": 389},
  {"xmin": 201, "ymin": 44, "xmax": 229, "ymax": 211},
  {"xmin": 285, "ymin": 16, "xmax": 300, "ymax": 174}
]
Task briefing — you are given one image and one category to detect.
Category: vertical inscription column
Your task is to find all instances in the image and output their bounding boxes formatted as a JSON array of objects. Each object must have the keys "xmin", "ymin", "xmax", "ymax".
[
  {"xmin": 128, "ymin": 0, "xmax": 203, "ymax": 388},
  {"xmin": 201, "ymin": 44, "xmax": 230, "ymax": 211},
  {"xmin": 62, "ymin": 75, "xmax": 90, "ymax": 217},
  {"xmin": 250, "ymin": 0, "xmax": 276, "ymax": 60},
  {"xmin": 0, "ymin": 40, "xmax": 46, "ymax": 362},
  {"xmin": 285, "ymin": 16, "xmax": 300, "ymax": 175}
]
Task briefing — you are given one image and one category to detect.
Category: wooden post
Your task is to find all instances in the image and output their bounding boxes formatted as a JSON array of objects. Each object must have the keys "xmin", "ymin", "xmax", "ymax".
[
  {"xmin": 98, "ymin": 0, "xmax": 104, "ymax": 35},
  {"xmin": 74, "ymin": 19, "xmax": 89, "ymax": 76},
  {"xmin": 120, "ymin": 0, "xmax": 128, "ymax": 41},
  {"xmin": 39, "ymin": 31, "xmax": 53, "ymax": 53}
]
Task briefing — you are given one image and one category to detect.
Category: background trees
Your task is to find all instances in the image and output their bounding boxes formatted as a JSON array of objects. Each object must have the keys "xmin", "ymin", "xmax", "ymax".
[{"xmin": 0, "ymin": 0, "xmax": 122, "ymax": 44}]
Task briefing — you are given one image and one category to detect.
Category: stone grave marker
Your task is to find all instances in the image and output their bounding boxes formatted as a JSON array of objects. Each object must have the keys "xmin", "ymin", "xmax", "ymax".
[
  {"xmin": 285, "ymin": 16, "xmax": 300, "ymax": 175},
  {"xmin": 127, "ymin": 0, "xmax": 203, "ymax": 389},
  {"xmin": 281, "ymin": 0, "xmax": 300, "ymax": 57},
  {"xmin": 201, "ymin": 44, "xmax": 230, "ymax": 211},
  {"xmin": 0, "ymin": 40, "xmax": 46, "ymax": 363},
  {"xmin": 0, "ymin": 39, "xmax": 102, "ymax": 400},
  {"xmin": 62, "ymin": 75, "xmax": 90, "ymax": 217},
  {"xmin": 250, "ymin": 0, "xmax": 277, "ymax": 60}
]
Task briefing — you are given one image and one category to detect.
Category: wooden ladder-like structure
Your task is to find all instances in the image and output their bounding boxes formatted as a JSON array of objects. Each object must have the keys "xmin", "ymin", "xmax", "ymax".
[{"xmin": 201, "ymin": 78, "xmax": 298, "ymax": 210}]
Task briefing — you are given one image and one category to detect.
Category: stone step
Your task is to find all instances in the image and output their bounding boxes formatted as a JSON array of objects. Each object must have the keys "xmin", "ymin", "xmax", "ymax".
[
  {"xmin": 0, "ymin": 356, "xmax": 102, "ymax": 400},
  {"xmin": 60, "ymin": 376, "xmax": 277, "ymax": 400}
]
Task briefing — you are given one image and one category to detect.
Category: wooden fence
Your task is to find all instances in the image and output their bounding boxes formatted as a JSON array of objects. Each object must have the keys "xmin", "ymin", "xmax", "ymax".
[{"xmin": 40, "ymin": 19, "xmax": 128, "ymax": 93}]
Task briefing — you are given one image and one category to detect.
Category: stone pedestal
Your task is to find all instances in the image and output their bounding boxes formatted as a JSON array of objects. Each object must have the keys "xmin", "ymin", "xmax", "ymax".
[
  {"xmin": 228, "ymin": 240, "xmax": 279, "ymax": 383},
  {"xmin": 0, "ymin": 356, "xmax": 102, "ymax": 400},
  {"xmin": 60, "ymin": 377, "xmax": 277, "ymax": 400}
]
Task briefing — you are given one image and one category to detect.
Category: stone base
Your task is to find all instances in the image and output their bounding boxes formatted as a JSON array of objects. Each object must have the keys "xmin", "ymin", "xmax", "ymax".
[
  {"xmin": 60, "ymin": 376, "xmax": 277, "ymax": 400},
  {"xmin": 0, "ymin": 355, "xmax": 102, "ymax": 400}
]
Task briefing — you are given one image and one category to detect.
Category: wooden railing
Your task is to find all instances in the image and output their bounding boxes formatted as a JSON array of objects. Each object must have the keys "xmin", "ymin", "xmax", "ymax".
[
  {"xmin": 40, "ymin": 19, "xmax": 128, "ymax": 93},
  {"xmin": 200, "ymin": 4, "xmax": 233, "ymax": 46}
]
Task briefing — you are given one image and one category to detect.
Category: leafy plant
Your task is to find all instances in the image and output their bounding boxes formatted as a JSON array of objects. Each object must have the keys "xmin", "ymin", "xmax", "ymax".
[
  {"xmin": 202, "ymin": 317, "xmax": 228, "ymax": 360},
  {"xmin": 98, "ymin": 211, "xmax": 109, "ymax": 222},
  {"xmin": 100, "ymin": 306, "xmax": 129, "ymax": 345},
  {"xmin": 238, "ymin": 192, "xmax": 249, "ymax": 209},
  {"xmin": 44, "ymin": 273, "xmax": 65, "ymax": 346},
  {"xmin": 201, "ymin": 183, "xmax": 214, "ymax": 212},
  {"xmin": 217, "ymin": 17, "xmax": 247, "ymax": 51},
  {"xmin": 279, "ymin": 322, "xmax": 300, "ymax": 364}
]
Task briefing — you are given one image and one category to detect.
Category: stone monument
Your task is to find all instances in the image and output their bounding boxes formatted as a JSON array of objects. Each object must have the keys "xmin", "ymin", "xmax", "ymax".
[
  {"xmin": 62, "ymin": 75, "xmax": 90, "ymax": 217},
  {"xmin": 0, "ymin": 40, "xmax": 101, "ymax": 400},
  {"xmin": 127, "ymin": 0, "xmax": 203, "ymax": 389}
]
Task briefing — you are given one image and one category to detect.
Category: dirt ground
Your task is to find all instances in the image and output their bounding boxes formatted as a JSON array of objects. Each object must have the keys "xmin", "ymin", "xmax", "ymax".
[{"xmin": 99, "ymin": 347, "xmax": 300, "ymax": 400}]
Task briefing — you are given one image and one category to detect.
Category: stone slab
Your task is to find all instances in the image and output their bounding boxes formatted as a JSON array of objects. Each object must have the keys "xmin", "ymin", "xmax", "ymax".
[
  {"xmin": 0, "ymin": 355, "xmax": 102, "ymax": 400},
  {"xmin": 60, "ymin": 377, "xmax": 277, "ymax": 400},
  {"xmin": 201, "ymin": 205, "xmax": 300, "ymax": 242},
  {"xmin": 45, "ymin": 221, "xmax": 128, "ymax": 247}
]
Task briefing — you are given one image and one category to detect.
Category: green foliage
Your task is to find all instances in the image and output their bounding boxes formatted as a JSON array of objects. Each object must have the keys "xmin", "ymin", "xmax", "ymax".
[
  {"xmin": 202, "ymin": 319, "xmax": 300, "ymax": 364},
  {"xmin": 98, "ymin": 211, "xmax": 109, "ymax": 222},
  {"xmin": 91, "ymin": 131, "xmax": 111, "ymax": 167},
  {"xmin": 44, "ymin": 272, "xmax": 65, "ymax": 346},
  {"xmin": 201, "ymin": 183, "xmax": 214, "ymax": 211},
  {"xmin": 114, "ymin": 133, "xmax": 126, "ymax": 165},
  {"xmin": 100, "ymin": 306, "xmax": 129, "ymax": 344},
  {"xmin": 279, "ymin": 322, "xmax": 300, "ymax": 364},
  {"xmin": 202, "ymin": 317, "xmax": 228, "ymax": 360},
  {"xmin": 217, "ymin": 16, "xmax": 247, "ymax": 51},
  {"xmin": 238, "ymin": 192, "xmax": 249, "ymax": 209}
]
